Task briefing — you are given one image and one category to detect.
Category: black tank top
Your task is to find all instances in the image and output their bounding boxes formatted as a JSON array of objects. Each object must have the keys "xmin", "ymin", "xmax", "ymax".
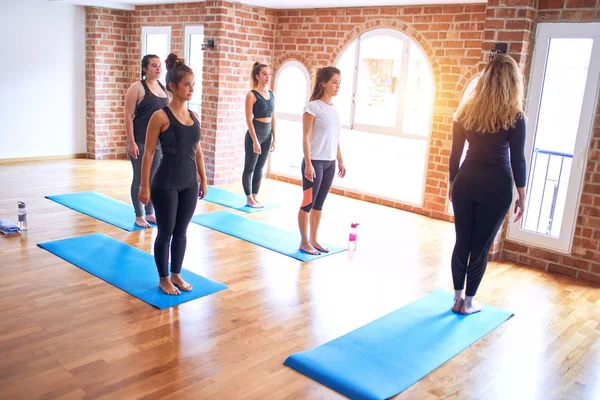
[
  {"xmin": 133, "ymin": 80, "xmax": 168, "ymax": 144},
  {"xmin": 251, "ymin": 90, "xmax": 275, "ymax": 119},
  {"xmin": 151, "ymin": 106, "xmax": 201, "ymax": 191}
]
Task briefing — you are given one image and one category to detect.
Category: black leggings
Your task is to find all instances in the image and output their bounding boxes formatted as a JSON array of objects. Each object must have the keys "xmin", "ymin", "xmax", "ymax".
[
  {"xmin": 242, "ymin": 120, "xmax": 272, "ymax": 196},
  {"xmin": 150, "ymin": 185, "xmax": 198, "ymax": 278},
  {"xmin": 451, "ymin": 161, "xmax": 513, "ymax": 296},
  {"xmin": 300, "ymin": 159, "xmax": 335, "ymax": 212},
  {"xmin": 129, "ymin": 143, "xmax": 161, "ymax": 217}
]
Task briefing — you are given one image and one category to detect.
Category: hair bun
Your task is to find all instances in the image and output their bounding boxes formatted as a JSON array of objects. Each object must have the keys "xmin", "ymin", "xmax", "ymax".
[{"xmin": 165, "ymin": 53, "xmax": 185, "ymax": 71}]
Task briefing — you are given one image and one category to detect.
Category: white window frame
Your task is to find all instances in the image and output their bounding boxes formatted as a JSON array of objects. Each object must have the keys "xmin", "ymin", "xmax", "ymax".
[
  {"xmin": 141, "ymin": 26, "xmax": 172, "ymax": 59},
  {"xmin": 184, "ymin": 25, "xmax": 204, "ymax": 115},
  {"xmin": 267, "ymin": 60, "xmax": 311, "ymax": 177},
  {"xmin": 274, "ymin": 60, "xmax": 311, "ymax": 123},
  {"xmin": 507, "ymin": 22, "xmax": 600, "ymax": 253},
  {"xmin": 342, "ymin": 28, "xmax": 433, "ymax": 141}
]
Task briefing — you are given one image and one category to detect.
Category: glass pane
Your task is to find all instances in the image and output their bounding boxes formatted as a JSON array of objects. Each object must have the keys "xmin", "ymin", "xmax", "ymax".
[
  {"xmin": 332, "ymin": 128, "xmax": 426, "ymax": 204},
  {"xmin": 145, "ymin": 33, "xmax": 169, "ymax": 84},
  {"xmin": 354, "ymin": 35, "xmax": 403, "ymax": 128},
  {"xmin": 275, "ymin": 65, "xmax": 307, "ymax": 115},
  {"xmin": 268, "ymin": 119, "xmax": 303, "ymax": 176},
  {"xmin": 402, "ymin": 43, "xmax": 434, "ymax": 136},
  {"xmin": 187, "ymin": 33, "xmax": 204, "ymax": 116},
  {"xmin": 522, "ymin": 38, "xmax": 593, "ymax": 236},
  {"xmin": 335, "ymin": 41, "xmax": 356, "ymax": 127}
]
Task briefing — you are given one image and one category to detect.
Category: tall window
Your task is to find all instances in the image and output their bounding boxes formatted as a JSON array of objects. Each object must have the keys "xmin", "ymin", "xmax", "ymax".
[
  {"xmin": 141, "ymin": 26, "xmax": 171, "ymax": 84},
  {"xmin": 268, "ymin": 60, "xmax": 311, "ymax": 176},
  {"xmin": 184, "ymin": 26, "xmax": 204, "ymax": 117},
  {"xmin": 333, "ymin": 29, "xmax": 434, "ymax": 205},
  {"xmin": 507, "ymin": 22, "xmax": 600, "ymax": 253}
]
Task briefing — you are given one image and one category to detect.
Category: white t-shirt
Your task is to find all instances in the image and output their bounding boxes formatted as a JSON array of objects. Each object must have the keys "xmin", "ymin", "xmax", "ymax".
[{"xmin": 304, "ymin": 99, "xmax": 341, "ymax": 161}]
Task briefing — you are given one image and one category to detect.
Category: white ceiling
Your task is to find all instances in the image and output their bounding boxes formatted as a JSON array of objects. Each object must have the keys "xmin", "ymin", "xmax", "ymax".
[{"xmin": 55, "ymin": 0, "xmax": 486, "ymax": 11}]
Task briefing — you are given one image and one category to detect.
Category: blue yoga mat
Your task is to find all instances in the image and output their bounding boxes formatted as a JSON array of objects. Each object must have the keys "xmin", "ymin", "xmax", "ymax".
[
  {"xmin": 191, "ymin": 210, "xmax": 345, "ymax": 261},
  {"xmin": 46, "ymin": 191, "xmax": 154, "ymax": 232},
  {"xmin": 203, "ymin": 187, "xmax": 280, "ymax": 213},
  {"xmin": 284, "ymin": 289, "xmax": 513, "ymax": 399},
  {"xmin": 38, "ymin": 233, "xmax": 227, "ymax": 309}
]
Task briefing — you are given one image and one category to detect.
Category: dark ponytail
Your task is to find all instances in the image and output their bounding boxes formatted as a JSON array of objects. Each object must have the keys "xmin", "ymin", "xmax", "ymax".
[
  {"xmin": 309, "ymin": 66, "xmax": 341, "ymax": 101},
  {"xmin": 251, "ymin": 61, "xmax": 268, "ymax": 88},
  {"xmin": 141, "ymin": 54, "xmax": 159, "ymax": 80},
  {"xmin": 164, "ymin": 53, "xmax": 193, "ymax": 92}
]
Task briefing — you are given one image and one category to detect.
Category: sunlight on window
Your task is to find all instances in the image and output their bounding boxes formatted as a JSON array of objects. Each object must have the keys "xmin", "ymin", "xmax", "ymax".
[{"xmin": 145, "ymin": 33, "xmax": 169, "ymax": 84}]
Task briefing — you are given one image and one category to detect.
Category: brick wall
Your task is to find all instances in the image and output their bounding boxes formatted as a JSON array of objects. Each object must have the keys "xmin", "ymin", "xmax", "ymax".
[
  {"xmin": 87, "ymin": 1, "xmax": 275, "ymax": 183},
  {"xmin": 501, "ymin": 3, "xmax": 600, "ymax": 284},
  {"xmin": 200, "ymin": 0, "xmax": 276, "ymax": 185},
  {"xmin": 86, "ymin": 7, "xmax": 131, "ymax": 160},
  {"xmin": 272, "ymin": 4, "xmax": 487, "ymax": 221}
]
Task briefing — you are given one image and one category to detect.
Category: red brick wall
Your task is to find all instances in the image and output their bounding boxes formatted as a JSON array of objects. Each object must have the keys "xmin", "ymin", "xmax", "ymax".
[
  {"xmin": 85, "ymin": 7, "xmax": 131, "ymax": 160},
  {"xmin": 272, "ymin": 5, "xmax": 487, "ymax": 221},
  {"xmin": 87, "ymin": 1, "xmax": 275, "ymax": 183},
  {"xmin": 200, "ymin": 1, "xmax": 276, "ymax": 185},
  {"xmin": 501, "ymin": 4, "xmax": 600, "ymax": 284}
]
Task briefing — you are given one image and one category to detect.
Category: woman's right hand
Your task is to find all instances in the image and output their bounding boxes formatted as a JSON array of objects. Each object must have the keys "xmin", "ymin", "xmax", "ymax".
[
  {"xmin": 253, "ymin": 141, "xmax": 261, "ymax": 154},
  {"xmin": 139, "ymin": 186, "xmax": 150, "ymax": 205},
  {"xmin": 513, "ymin": 194, "xmax": 526, "ymax": 223},
  {"xmin": 128, "ymin": 142, "xmax": 139, "ymax": 159},
  {"xmin": 304, "ymin": 162, "xmax": 316, "ymax": 182}
]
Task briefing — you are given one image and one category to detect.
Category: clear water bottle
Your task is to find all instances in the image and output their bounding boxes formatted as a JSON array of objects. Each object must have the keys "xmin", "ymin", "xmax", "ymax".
[
  {"xmin": 348, "ymin": 222, "xmax": 359, "ymax": 251},
  {"xmin": 17, "ymin": 201, "xmax": 27, "ymax": 231}
]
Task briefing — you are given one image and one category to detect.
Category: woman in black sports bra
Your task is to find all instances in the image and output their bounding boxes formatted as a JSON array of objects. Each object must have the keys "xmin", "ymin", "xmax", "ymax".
[
  {"xmin": 124, "ymin": 54, "xmax": 169, "ymax": 228},
  {"xmin": 242, "ymin": 62, "xmax": 276, "ymax": 208},
  {"xmin": 139, "ymin": 53, "xmax": 208, "ymax": 296}
]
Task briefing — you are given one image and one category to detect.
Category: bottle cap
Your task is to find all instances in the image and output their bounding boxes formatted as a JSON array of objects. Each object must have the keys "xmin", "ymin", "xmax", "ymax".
[
  {"xmin": 18, "ymin": 201, "xmax": 26, "ymax": 209},
  {"xmin": 351, "ymin": 222, "xmax": 359, "ymax": 228}
]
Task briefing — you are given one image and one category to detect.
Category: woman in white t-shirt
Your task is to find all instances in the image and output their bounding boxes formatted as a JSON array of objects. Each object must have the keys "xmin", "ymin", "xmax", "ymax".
[{"xmin": 298, "ymin": 66, "xmax": 346, "ymax": 255}]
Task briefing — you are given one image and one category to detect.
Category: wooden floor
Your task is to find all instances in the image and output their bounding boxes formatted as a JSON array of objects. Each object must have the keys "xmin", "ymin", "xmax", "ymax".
[{"xmin": 1, "ymin": 159, "xmax": 599, "ymax": 400}]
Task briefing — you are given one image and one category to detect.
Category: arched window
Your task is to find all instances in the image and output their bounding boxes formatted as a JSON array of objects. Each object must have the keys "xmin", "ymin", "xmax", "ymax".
[
  {"xmin": 333, "ymin": 28, "xmax": 435, "ymax": 205},
  {"xmin": 268, "ymin": 60, "xmax": 310, "ymax": 176}
]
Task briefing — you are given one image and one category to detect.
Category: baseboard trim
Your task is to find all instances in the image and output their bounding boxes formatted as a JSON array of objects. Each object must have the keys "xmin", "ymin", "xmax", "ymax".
[{"xmin": 0, "ymin": 153, "xmax": 87, "ymax": 165}]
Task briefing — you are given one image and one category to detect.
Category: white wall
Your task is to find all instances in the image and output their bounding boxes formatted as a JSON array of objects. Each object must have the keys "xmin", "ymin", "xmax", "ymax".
[{"xmin": 0, "ymin": 0, "xmax": 86, "ymax": 159}]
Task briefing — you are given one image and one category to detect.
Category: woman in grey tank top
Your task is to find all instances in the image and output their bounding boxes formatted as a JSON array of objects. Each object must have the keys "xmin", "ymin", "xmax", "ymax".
[{"xmin": 124, "ymin": 54, "xmax": 169, "ymax": 228}]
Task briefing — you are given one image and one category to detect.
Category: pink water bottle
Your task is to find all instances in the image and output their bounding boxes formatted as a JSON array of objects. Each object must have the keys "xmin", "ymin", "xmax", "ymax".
[{"xmin": 348, "ymin": 222, "xmax": 359, "ymax": 251}]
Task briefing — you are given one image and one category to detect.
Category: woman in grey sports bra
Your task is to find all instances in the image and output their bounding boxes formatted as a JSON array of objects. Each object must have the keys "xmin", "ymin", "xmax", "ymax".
[
  {"xmin": 124, "ymin": 54, "xmax": 169, "ymax": 228},
  {"xmin": 242, "ymin": 62, "xmax": 277, "ymax": 208}
]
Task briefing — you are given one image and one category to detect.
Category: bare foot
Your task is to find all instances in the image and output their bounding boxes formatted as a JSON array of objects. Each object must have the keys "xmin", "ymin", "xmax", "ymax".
[
  {"xmin": 159, "ymin": 278, "xmax": 181, "ymax": 295},
  {"xmin": 145, "ymin": 215, "xmax": 156, "ymax": 224},
  {"xmin": 310, "ymin": 241, "xmax": 329, "ymax": 253},
  {"xmin": 460, "ymin": 297, "xmax": 483, "ymax": 315},
  {"xmin": 452, "ymin": 290, "xmax": 465, "ymax": 313},
  {"xmin": 251, "ymin": 195, "xmax": 264, "ymax": 208},
  {"xmin": 299, "ymin": 241, "xmax": 320, "ymax": 255},
  {"xmin": 246, "ymin": 196, "xmax": 263, "ymax": 208},
  {"xmin": 135, "ymin": 217, "xmax": 151, "ymax": 228},
  {"xmin": 170, "ymin": 274, "xmax": 193, "ymax": 292},
  {"xmin": 451, "ymin": 298, "xmax": 464, "ymax": 313}
]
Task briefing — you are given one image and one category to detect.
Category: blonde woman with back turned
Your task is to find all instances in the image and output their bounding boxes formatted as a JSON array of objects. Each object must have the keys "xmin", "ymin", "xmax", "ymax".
[{"xmin": 448, "ymin": 53, "xmax": 527, "ymax": 315}]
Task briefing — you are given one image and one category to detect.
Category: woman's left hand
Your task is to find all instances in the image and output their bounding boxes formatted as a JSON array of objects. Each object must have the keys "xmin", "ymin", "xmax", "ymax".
[
  {"xmin": 270, "ymin": 140, "xmax": 276, "ymax": 152},
  {"xmin": 199, "ymin": 181, "xmax": 208, "ymax": 199},
  {"xmin": 338, "ymin": 162, "xmax": 346, "ymax": 178}
]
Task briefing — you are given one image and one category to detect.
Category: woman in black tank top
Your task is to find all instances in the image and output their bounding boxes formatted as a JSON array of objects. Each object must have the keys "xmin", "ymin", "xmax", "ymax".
[
  {"xmin": 124, "ymin": 54, "xmax": 169, "ymax": 228},
  {"xmin": 139, "ymin": 53, "xmax": 208, "ymax": 296},
  {"xmin": 243, "ymin": 62, "xmax": 277, "ymax": 208}
]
